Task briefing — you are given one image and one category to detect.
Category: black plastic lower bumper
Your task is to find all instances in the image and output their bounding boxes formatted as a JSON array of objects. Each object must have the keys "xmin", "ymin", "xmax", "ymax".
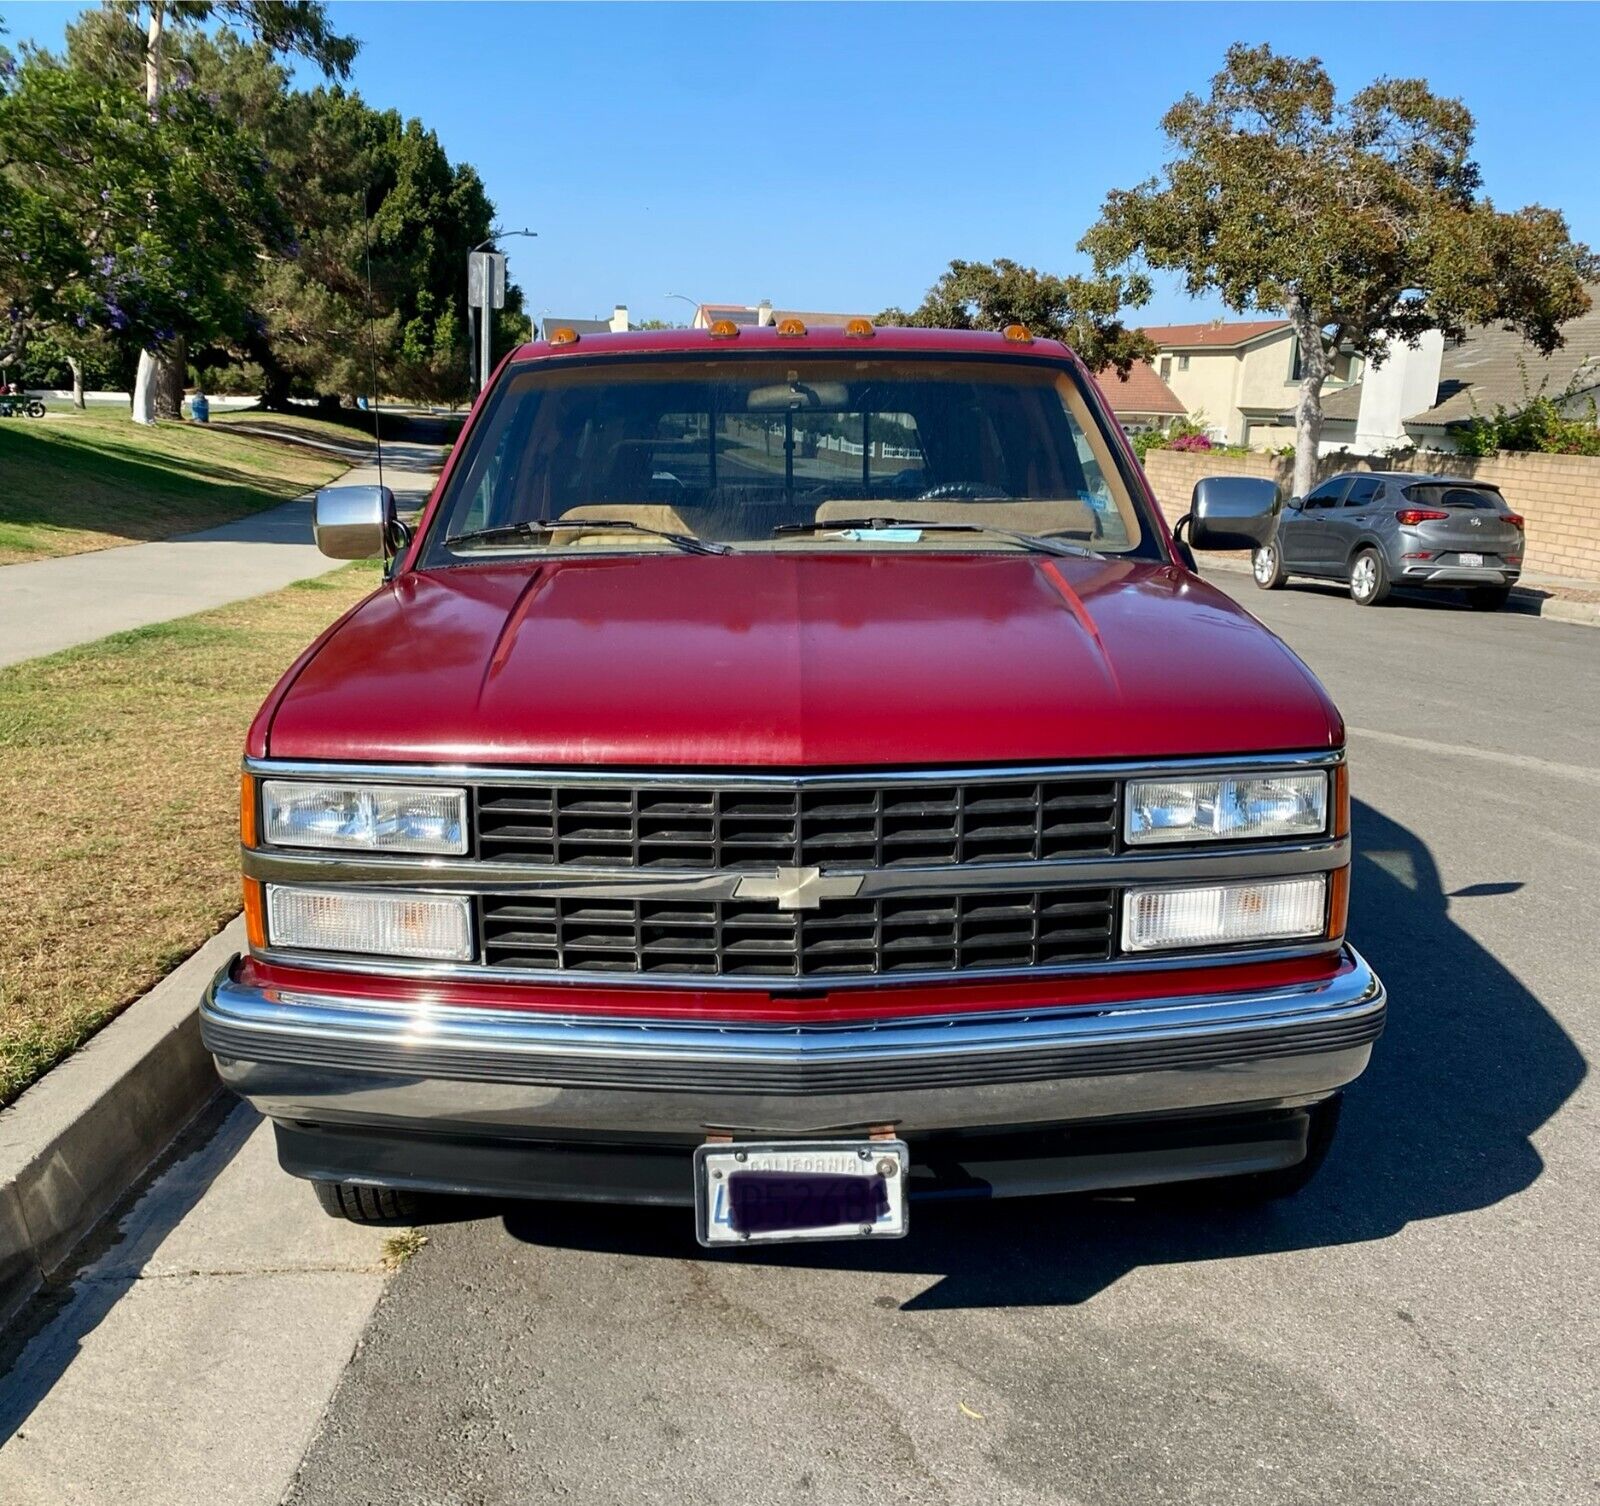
[{"xmin": 273, "ymin": 1105, "xmax": 1319, "ymax": 1207}]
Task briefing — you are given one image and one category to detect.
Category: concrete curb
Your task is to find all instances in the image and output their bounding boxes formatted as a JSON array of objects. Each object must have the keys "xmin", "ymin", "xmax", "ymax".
[
  {"xmin": 1195, "ymin": 552, "xmax": 1600, "ymax": 627},
  {"xmin": 0, "ymin": 918, "xmax": 240, "ymax": 1327}
]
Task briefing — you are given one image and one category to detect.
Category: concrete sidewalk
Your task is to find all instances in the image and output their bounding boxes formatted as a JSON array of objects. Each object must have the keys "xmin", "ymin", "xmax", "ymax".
[
  {"xmin": 0, "ymin": 440, "xmax": 443, "ymax": 670},
  {"xmin": 0, "ymin": 1104, "xmax": 393, "ymax": 1506}
]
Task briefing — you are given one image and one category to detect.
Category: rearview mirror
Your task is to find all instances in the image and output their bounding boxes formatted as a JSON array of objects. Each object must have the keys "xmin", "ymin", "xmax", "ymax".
[
  {"xmin": 1186, "ymin": 476, "xmax": 1281, "ymax": 551},
  {"xmin": 313, "ymin": 485, "xmax": 397, "ymax": 559},
  {"xmin": 745, "ymin": 381, "xmax": 851, "ymax": 411}
]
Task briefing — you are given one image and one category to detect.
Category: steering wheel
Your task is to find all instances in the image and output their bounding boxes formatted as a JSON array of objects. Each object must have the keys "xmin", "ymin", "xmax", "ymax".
[{"xmin": 914, "ymin": 482, "xmax": 1010, "ymax": 502}]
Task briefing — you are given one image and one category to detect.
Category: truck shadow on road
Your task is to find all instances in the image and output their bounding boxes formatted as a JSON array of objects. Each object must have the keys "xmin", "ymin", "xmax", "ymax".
[{"xmin": 501, "ymin": 798, "xmax": 1587, "ymax": 1308}]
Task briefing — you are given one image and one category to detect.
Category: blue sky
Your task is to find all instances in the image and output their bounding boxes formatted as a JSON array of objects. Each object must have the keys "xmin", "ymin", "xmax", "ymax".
[{"xmin": 8, "ymin": 2, "xmax": 1599, "ymax": 328}]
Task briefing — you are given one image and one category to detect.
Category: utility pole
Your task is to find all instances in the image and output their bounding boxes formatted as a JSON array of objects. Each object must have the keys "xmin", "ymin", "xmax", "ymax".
[{"xmin": 467, "ymin": 228, "xmax": 536, "ymax": 398}]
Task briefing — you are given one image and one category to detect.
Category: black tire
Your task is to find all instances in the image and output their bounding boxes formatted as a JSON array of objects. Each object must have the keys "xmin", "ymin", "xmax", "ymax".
[
  {"xmin": 1468, "ymin": 585, "xmax": 1512, "ymax": 612},
  {"xmin": 25, "ymin": 400, "xmax": 45, "ymax": 418},
  {"xmin": 1349, "ymin": 547, "xmax": 1390, "ymax": 606},
  {"xmin": 1251, "ymin": 542, "xmax": 1286, "ymax": 590},
  {"xmin": 313, "ymin": 1180, "xmax": 422, "ymax": 1224}
]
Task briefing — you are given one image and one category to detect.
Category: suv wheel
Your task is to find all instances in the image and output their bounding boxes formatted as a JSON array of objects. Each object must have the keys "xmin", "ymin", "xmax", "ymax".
[
  {"xmin": 1251, "ymin": 543, "xmax": 1286, "ymax": 590},
  {"xmin": 1349, "ymin": 548, "xmax": 1390, "ymax": 606},
  {"xmin": 1468, "ymin": 585, "xmax": 1512, "ymax": 611},
  {"xmin": 313, "ymin": 1180, "xmax": 422, "ymax": 1224}
]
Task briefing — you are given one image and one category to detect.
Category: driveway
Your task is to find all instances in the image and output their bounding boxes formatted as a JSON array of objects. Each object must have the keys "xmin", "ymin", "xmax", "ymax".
[
  {"xmin": 0, "ymin": 440, "xmax": 443, "ymax": 669},
  {"xmin": 1, "ymin": 574, "xmax": 1595, "ymax": 1506}
]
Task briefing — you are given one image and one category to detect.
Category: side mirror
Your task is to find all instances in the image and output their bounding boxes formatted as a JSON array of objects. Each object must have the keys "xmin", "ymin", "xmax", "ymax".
[
  {"xmin": 1186, "ymin": 476, "xmax": 1281, "ymax": 551},
  {"xmin": 313, "ymin": 485, "xmax": 397, "ymax": 560},
  {"xmin": 1285, "ymin": 496, "xmax": 1304, "ymax": 512}
]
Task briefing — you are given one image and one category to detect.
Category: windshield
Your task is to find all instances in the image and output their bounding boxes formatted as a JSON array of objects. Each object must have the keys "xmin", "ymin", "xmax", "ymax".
[{"xmin": 418, "ymin": 354, "xmax": 1158, "ymax": 565}]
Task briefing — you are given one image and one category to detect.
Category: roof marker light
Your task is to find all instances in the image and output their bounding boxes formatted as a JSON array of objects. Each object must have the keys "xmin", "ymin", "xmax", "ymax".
[
  {"xmin": 845, "ymin": 318, "xmax": 876, "ymax": 338},
  {"xmin": 775, "ymin": 317, "xmax": 806, "ymax": 337},
  {"xmin": 548, "ymin": 327, "xmax": 580, "ymax": 347},
  {"xmin": 1003, "ymin": 324, "xmax": 1033, "ymax": 344},
  {"xmin": 708, "ymin": 318, "xmax": 740, "ymax": 339}
]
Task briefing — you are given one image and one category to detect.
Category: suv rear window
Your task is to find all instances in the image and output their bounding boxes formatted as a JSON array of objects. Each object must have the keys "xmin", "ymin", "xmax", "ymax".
[
  {"xmin": 1402, "ymin": 483, "xmax": 1506, "ymax": 511},
  {"xmin": 421, "ymin": 354, "xmax": 1157, "ymax": 564}
]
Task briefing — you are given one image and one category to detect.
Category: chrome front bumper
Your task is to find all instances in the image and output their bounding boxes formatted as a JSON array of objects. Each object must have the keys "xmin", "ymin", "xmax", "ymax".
[{"xmin": 202, "ymin": 949, "xmax": 1385, "ymax": 1139}]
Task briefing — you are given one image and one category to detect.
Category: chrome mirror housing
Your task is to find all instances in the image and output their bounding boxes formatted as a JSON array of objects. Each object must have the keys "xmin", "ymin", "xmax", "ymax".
[
  {"xmin": 1186, "ymin": 476, "xmax": 1281, "ymax": 551},
  {"xmin": 312, "ymin": 485, "xmax": 397, "ymax": 560}
]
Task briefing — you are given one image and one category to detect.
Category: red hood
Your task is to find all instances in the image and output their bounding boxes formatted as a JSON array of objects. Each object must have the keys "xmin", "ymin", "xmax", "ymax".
[{"xmin": 259, "ymin": 554, "xmax": 1341, "ymax": 766}]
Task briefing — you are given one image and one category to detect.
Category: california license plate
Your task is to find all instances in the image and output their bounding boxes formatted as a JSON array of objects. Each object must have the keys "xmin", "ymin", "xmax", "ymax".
[
  {"xmin": 1459, "ymin": 552, "xmax": 1484, "ymax": 568},
  {"xmin": 694, "ymin": 1140, "xmax": 910, "ymax": 1247}
]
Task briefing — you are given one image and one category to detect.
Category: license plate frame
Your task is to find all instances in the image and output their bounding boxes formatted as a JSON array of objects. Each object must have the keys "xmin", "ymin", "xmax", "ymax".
[
  {"xmin": 694, "ymin": 1139, "xmax": 910, "ymax": 1247},
  {"xmin": 1458, "ymin": 551, "xmax": 1485, "ymax": 568}
]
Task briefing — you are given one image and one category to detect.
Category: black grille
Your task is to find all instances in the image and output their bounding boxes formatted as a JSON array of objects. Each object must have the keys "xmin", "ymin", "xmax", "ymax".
[
  {"xmin": 480, "ymin": 887, "xmax": 1116, "ymax": 979},
  {"xmin": 474, "ymin": 777, "xmax": 1118, "ymax": 870}
]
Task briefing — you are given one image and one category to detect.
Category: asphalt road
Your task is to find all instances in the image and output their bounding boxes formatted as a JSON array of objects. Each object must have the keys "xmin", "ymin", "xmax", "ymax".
[{"xmin": 276, "ymin": 575, "xmax": 1598, "ymax": 1506}]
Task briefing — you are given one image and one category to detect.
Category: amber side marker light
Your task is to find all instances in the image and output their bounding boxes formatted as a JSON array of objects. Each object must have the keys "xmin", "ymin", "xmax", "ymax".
[
  {"xmin": 775, "ymin": 317, "xmax": 807, "ymax": 338},
  {"xmin": 1003, "ymin": 323, "xmax": 1033, "ymax": 343},
  {"xmin": 844, "ymin": 318, "xmax": 875, "ymax": 338},
  {"xmin": 240, "ymin": 773, "xmax": 266, "ymax": 947},
  {"xmin": 707, "ymin": 318, "xmax": 740, "ymax": 339},
  {"xmin": 548, "ymin": 327, "xmax": 580, "ymax": 347}
]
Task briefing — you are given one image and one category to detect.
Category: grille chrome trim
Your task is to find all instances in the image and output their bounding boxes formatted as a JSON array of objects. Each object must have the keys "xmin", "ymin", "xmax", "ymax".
[
  {"xmin": 242, "ymin": 836, "xmax": 1350, "ymax": 894},
  {"xmin": 245, "ymin": 749, "xmax": 1344, "ymax": 789}
]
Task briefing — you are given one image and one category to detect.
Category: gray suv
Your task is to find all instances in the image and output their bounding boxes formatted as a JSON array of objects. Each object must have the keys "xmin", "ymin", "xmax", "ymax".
[{"xmin": 1252, "ymin": 472, "xmax": 1525, "ymax": 609}]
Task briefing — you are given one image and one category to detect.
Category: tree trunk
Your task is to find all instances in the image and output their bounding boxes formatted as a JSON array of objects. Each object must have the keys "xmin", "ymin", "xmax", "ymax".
[
  {"xmin": 67, "ymin": 357, "xmax": 85, "ymax": 409},
  {"xmin": 131, "ymin": 5, "xmax": 165, "ymax": 427},
  {"xmin": 1287, "ymin": 301, "xmax": 1329, "ymax": 500},
  {"xmin": 153, "ymin": 337, "xmax": 186, "ymax": 419}
]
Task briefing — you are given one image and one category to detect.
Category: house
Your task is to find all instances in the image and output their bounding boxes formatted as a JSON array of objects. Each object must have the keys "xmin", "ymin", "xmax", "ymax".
[
  {"xmin": 690, "ymin": 301, "xmax": 874, "ymax": 330},
  {"xmin": 1091, "ymin": 361, "xmax": 1187, "ymax": 433},
  {"xmin": 540, "ymin": 305, "xmax": 631, "ymax": 339},
  {"xmin": 1319, "ymin": 290, "xmax": 1600, "ymax": 454},
  {"xmin": 1142, "ymin": 319, "xmax": 1363, "ymax": 447}
]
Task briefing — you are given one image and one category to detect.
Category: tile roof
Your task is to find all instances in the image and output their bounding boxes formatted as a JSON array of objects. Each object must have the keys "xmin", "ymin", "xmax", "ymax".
[
  {"xmin": 1321, "ymin": 291, "xmax": 1600, "ymax": 426},
  {"xmin": 1142, "ymin": 319, "xmax": 1292, "ymax": 349},
  {"xmin": 1093, "ymin": 360, "xmax": 1187, "ymax": 416}
]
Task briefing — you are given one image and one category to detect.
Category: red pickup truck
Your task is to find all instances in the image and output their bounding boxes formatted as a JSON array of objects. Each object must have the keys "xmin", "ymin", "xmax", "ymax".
[{"xmin": 203, "ymin": 323, "xmax": 1384, "ymax": 1246}]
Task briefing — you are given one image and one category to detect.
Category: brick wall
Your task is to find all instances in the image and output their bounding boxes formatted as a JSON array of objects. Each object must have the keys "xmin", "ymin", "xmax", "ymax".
[{"xmin": 1140, "ymin": 447, "xmax": 1600, "ymax": 580}]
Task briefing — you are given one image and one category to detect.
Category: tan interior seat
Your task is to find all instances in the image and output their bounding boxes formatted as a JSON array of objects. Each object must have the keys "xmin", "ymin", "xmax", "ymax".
[
  {"xmin": 813, "ymin": 498, "xmax": 1098, "ymax": 537},
  {"xmin": 554, "ymin": 503, "xmax": 697, "ymax": 539}
]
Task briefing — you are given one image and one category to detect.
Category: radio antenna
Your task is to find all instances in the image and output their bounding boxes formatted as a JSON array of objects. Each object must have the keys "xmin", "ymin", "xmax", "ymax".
[{"xmin": 361, "ymin": 187, "xmax": 386, "ymax": 497}]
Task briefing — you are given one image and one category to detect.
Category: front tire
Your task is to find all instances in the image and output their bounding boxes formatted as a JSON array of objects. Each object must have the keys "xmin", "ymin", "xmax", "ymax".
[
  {"xmin": 1252, "ymin": 542, "xmax": 1286, "ymax": 590},
  {"xmin": 1468, "ymin": 585, "xmax": 1512, "ymax": 611},
  {"xmin": 313, "ymin": 1180, "xmax": 422, "ymax": 1224},
  {"xmin": 1349, "ymin": 548, "xmax": 1390, "ymax": 606}
]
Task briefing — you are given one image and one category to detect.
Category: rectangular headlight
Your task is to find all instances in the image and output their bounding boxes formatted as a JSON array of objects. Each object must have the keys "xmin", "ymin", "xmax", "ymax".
[
  {"xmin": 265, "ymin": 885, "xmax": 474, "ymax": 961},
  {"xmin": 1125, "ymin": 771, "xmax": 1327, "ymax": 846},
  {"xmin": 1123, "ymin": 876, "xmax": 1326, "ymax": 952},
  {"xmin": 261, "ymin": 781, "xmax": 467, "ymax": 856}
]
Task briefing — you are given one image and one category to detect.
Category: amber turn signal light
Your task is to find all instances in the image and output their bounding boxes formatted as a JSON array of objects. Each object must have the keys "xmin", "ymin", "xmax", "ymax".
[
  {"xmin": 1003, "ymin": 323, "xmax": 1033, "ymax": 343},
  {"xmin": 844, "ymin": 318, "xmax": 875, "ymax": 338},
  {"xmin": 775, "ymin": 317, "xmax": 806, "ymax": 337},
  {"xmin": 707, "ymin": 319, "xmax": 740, "ymax": 339},
  {"xmin": 548, "ymin": 327, "xmax": 580, "ymax": 347},
  {"xmin": 242, "ymin": 878, "xmax": 267, "ymax": 950},
  {"xmin": 239, "ymin": 772, "xmax": 258, "ymax": 847}
]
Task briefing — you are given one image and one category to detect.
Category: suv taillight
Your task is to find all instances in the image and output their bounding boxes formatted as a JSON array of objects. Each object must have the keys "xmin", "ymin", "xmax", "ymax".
[
  {"xmin": 1502, "ymin": 512, "xmax": 1525, "ymax": 530},
  {"xmin": 1395, "ymin": 508, "xmax": 1449, "ymax": 526}
]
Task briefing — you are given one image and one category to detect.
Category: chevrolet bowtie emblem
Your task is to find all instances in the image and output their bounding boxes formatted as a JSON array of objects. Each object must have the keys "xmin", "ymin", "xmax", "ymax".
[{"xmin": 734, "ymin": 866, "xmax": 864, "ymax": 910}]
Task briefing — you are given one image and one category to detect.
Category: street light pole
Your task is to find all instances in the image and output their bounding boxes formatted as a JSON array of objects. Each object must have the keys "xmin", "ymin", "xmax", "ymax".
[
  {"xmin": 469, "ymin": 228, "xmax": 537, "ymax": 396},
  {"xmin": 664, "ymin": 292, "xmax": 701, "ymax": 327}
]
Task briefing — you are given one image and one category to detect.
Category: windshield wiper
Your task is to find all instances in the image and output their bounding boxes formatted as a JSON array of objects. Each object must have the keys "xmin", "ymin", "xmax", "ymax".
[
  {"xmin": 770, "ymin": 516, "xmax": 1102, "ymax": 559},
  {"xmin": 445, "ymin": 518, "xmax": 729, "ymax": 557}
]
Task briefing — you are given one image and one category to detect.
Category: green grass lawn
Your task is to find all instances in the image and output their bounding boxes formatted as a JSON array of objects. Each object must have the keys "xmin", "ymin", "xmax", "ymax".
[
  {"xmin": 0, "ymin": 562, "xmax": 382, "ymax": 1105},
  {"xmin": 0, "ymin": 407, "xmax": 349, "ymax": 565}
]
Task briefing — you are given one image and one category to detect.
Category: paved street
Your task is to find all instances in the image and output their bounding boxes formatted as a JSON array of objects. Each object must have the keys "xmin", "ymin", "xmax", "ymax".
[
  {"xmin": 0, "ymin": 439, "xmax": 444, "ymax": 669},
  {"xmin": 4, "ymin": 575, "xmax": 1596, "ymax": 1505}
]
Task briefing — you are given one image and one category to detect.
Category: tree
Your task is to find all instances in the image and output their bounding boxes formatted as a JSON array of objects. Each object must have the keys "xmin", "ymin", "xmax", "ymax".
[
  {"xmin": 114, "ymin": 1, "xmax": 357, "ymax": 423},
  {"xmin": 878, "ymin": 258, "xmax": 1155, "ymax": 374},
  {"xmin": 1082, "ymin": 43, "xmax": 1598, "ymax": 496}
]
